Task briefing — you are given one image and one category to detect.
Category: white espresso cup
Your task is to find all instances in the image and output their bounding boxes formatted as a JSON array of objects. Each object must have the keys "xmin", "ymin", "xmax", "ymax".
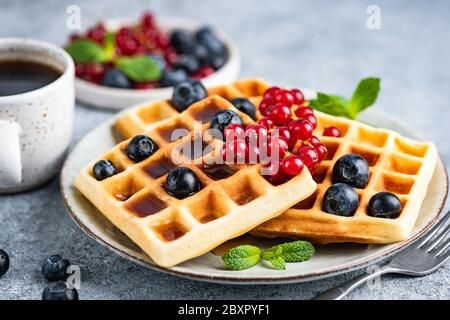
[{"xmin": 0, "ymin": 38, "xmax": 75, "ymax": 193}]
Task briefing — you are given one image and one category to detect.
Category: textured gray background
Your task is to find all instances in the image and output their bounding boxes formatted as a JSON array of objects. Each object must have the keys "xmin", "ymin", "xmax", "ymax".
[{"xmin": 0, "ymin": 0, "xmax": 449, "ymax": 300}]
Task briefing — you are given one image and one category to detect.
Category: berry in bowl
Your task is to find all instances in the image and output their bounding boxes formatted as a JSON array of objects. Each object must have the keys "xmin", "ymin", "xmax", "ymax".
[{"xmin": 66, "ymin": 12, "xmax": 240, "ymax": 109}]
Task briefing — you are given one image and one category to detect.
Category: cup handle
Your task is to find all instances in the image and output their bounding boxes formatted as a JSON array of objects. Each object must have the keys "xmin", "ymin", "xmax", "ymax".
[{"xmin": 0, "ymin": 120, "xmax": 22, "ymax": 188}]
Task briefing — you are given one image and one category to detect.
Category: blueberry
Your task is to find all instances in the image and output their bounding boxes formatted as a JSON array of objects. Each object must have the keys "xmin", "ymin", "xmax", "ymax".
[
  {"xmin": 126, "ymin": 135, "xmax": 159, "ymax": 162},
  {"xmin": 210, "ymin": 54, "xmax": 227, "ymax": 70},
  {"xmin": 332, "ymin": 154, "xmax": 370, "ymax": 188},
  {"xmin": 196, "ymin": 29, "xmax": 226, "ymax": 57},
  {"xmin": 164, "ymin": 167, "xmax": 201, "ymax": 199},
  {"xmin": 322, "ymin": 183, "xmax": 359, "ymax": 217},
  {"xmin": 42, "ymin": 281, "xmax": 78, "ymax": 300},
  {"xmin": 0, "ymin": 249, "xmax": 9, "ymax": 277},
  {"xmin": 101, "ymin": 69, "xmax": 130, "ymax": 89},
  {"xmin": 170, "ymin": 29, "xmax": 193, "ymax": 54},
  {"xmin": 368, "ymin": 192, "xmax": 402, "ymax": 219},
  {"xmin": 210, "ymin": 110, "xmax": 244, "ymax": 139},
  {"xmin": 174, "ymin": 54, "xmax": 200, "ymax": 74},
  {"xmin": 195, "ymin": 26, "xmax": 214, "ymax": 42},
  {"xmin": 171, "ymin": 80, "xmax": 207, "ymax": 112},
  {"xmin": 230, "ymin": 98, "xmax": 256, "ymax": 120},
  {"xmin": 160, "ymin": 69, "xmax": 189, "ymax": 87},
  {"xmin": 146, "ymin": 54, "xmax": 166, "ymax": 70},
  {"xmin": 41, "ymin": 255, "xmax": 71, "ymax": 281},
  {"xmin": 93, "ymin": 160, "xmax": 117, "ymax": 181},
  {"xmin": 192, "ymin": 43, "xmax": 210, "ymax": 66}
]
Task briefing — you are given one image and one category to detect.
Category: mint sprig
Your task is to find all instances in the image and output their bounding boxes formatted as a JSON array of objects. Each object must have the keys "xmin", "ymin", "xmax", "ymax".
[
  {"xmin": 309, "ymin": 77, "xmax": 380, "ymax": 119},
  {"xmin": 222, "ymin": 240, "xmax": 315, "ymax": 271},
  {"xmin": 262, "ymin": 240, "xmax": 315, "ymax": 270},
  {"xmin": 115, "ymin": 56, "xmax": 162, "ymax": 82},
  {"xmin": 66, "ymin": 39, "xmax": 111, "ymax": 63},
  {"xmin": 222, "ymin": 245, "xmax": 261, "ymax": 271}
]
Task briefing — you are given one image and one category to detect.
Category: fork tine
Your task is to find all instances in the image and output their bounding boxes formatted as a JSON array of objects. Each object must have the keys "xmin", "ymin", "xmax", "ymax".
[
  {"xmin": 436, "ymin": 249, "xmax": 450, "ymax": 265},
  {"xmin": 434, "ymin": 237, "xmax": 450, "ymax": 257},
  {"xmin": 424, "ymin": 223, "xmax": 450, "ymax": 252},
  {"xmin": 418, "ymin": 210, "xmax": 450, "ymax": 248}
]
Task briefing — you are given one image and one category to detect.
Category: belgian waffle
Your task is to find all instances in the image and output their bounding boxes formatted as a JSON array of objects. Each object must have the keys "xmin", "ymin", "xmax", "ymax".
[
  {"xmin": 115, "ymin": 79, "xmax": 269, "ymax": 139},
  {"xmin": 114, "ymin": 79, "xmax": 438, "ymax": 244},
  {"xmin": 75, "ymin": 95, "xmax": 316, "ymax": 267},
  {"xmin": 252, "ymin": 111, "xmax": 438, "ymax": 244}
]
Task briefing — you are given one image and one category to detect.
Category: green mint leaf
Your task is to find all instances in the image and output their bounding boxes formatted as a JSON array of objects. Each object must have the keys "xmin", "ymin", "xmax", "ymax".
[
  {"xmin": 66, "ymin": 39, "xmax": 110, "ymax": 63},
  {"xmin": 347, "ymin": 77, "xmax": 380, "ymax": 118},
  {"xmin": 103, "ymin": 32, "xmax": 116, "ymax": 60},
  {"xmin": 277, "ymin": 240, "xmax": 315, "ymax": 262},
  {"xmin": 222, "ymin": 245, "xmax": 261, "ymax": 271},
  {"xmin": 115, "ymin": 56, "xmax": 162, "ymax": 82},
  {"xmin": 309, "ymin": 93, "xmax": 351, "ymax": 118},
  {"xmin": 267, "ymin": 256, "xmax": 286, "ymax": 270}
]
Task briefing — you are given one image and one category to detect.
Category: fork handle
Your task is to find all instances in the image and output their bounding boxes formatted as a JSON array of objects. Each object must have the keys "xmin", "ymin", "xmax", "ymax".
[{"xmin": 313, "ymin": 265, "xmax": 397, "ymax": 300}]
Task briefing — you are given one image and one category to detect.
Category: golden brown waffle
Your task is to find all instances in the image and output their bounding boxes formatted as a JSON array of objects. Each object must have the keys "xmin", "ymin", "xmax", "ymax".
[
  {"xmin": 251, "ymin": 111, "xmax": 438, "ymax": 244},
  {"xmin": 75, "ymin": 95, "xmax": 316, "ymax": 267},
  {"xmin": 114, "ymin": 78, "xmax": 438, "ymax": 244},
  {"xmin": 115, "ymin": 79, "xmax": 269, "ymax": 139}
]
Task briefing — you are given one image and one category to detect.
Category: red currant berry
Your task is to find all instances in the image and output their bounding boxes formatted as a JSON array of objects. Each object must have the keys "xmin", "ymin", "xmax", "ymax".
[
  {"xmin": 134, "ymin": 82, "xmax": 158, "ymax": 89},
  {"xmin": 315, "ymin": 144, "xmax": 328, "ymax": 162},
  {"xmin": 308, "ymin": 135, "xmax": 321, "ymax": 147},
  {"xmin": 296, "ymin": 146, "xmax": 319, "ymax": 166},
  {"xmin": 266, "ymin": 136, "xmax": 289, "ymax": 159},
  {"xmin": 222, "ymin": 140, "xmax": 248, "ymax": 162},
  {"xmin": 245, "ymin": 124, "xmax": 269, "ymax": 143},
  {"xmin": 303, "ymin": 114, "xmax": 318, "ymax": 129},
  {"xmin": 143, "ymin": 12, "xmax": 155, "ymax": 28},
  {"xmin": 323, "ymin": 126, "xmax": 341, "ymax": 137},
  {"xmin": 198, "ymin": 66, "xmax": 215, "ymax": 78},
  {"xmin": 274, "ymin": 90, "xmax": 294, "ymax": 104},
  {"xmin": 117, "ymin": 36, "xmax": 139, "ymax": 55},
  {"xmin": 259, "ymin": 99, "xmax": 276, "ymax": 116},
  {"xmin": 263, "ymin": 87, "xmax": 281, "ymax": 100},
  {"xmin": 262, "ymin": 163, "xmax": 288, "ymax": 184},
  {"xmin": 272, "ymin": 126, "xmax": 291, "ymax": 143},
  {"xmin": 290, "ymin": 89, "xmax": 305, "ymax": 105},
  {"xmin": 270, "ymin": 103, "xmax": 292, "ymax": 126},
  {"xmin": 246, "ymin": 144, "xmax": 261, "ymax": 164},
  {"xmin": 75, "ymin": 64, "xmax": 85, "ymax": 77},
  {"xmin": 288, "ymin": 119, "xmax": 313, "ymax": 141},
  {"xmin": 85, "ymin": 63, "xmax": 105, "ymax": 83},
  {"xmin": 281, "ymin": 155, "xmax": 304, "ymax": 176},
  {"xmin": 294, "ymin": 106, "xmax": 314, "ymax": 118},
  {"xmin": 118, "ymin": 27, "xmax": 133, "ymax": 37},
  {"xmin": 258, "ymin": 117, "xmax": 274, "ymax": 130},
  {"xmin": 224, "ymin": 124, "xmax": 245, "ymax": 141}
]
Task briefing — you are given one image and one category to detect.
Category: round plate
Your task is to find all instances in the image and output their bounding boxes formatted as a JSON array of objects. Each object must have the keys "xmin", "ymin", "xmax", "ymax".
[
  {"xmin": 60, "ymin": 106, "xmax": 448, "ymax": 284},
  {"xmin": 74, "ymin": 17, "xmax": 240, "ymax": 110}
]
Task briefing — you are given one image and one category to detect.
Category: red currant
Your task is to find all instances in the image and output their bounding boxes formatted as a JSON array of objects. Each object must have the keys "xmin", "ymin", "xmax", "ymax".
[
  {"xmin": 134, "ymin": 82, "xmax": 158, "ymax": 89},
  {"xmin": 266, "ymin": 136, "xmax": 289, "ymax": 159},
  {"xmin": 85, "ymin": 63, "xmax": 105, "ymax": 83},
  {"xmin": 222, "ymin": 140, "xmax": 248, "ymax": 163},
  {"xmin": 291, "ymin": 89, "xmax": 305, "ymax": 105},
  {"xmin": 323, "ymin": 126, "xmax": 341, "ymax": 137},
  {"xmin": 303, "ymin": 114, "xmax": 318, "ymax": 129},
  {"xmin": 270, "ymin": 103, "xmax": 292, "ymax": 125},
  {"xmin": 246, "ymin": 144, "xmax": 261, "ymax": 164},
  {"xmin": 315, "ymin": 144, "xmax": 328, "ymax": 162},
  {"xmin": 288, "ymin": 119, "xmax": 313, "ymax": 141},
  {"xmin": 273, "ymin": 126, "xmax": 291, "ymax": 143},
  {"xmin": 281, "ymin": 155, "xmax": 304, "ymax": 176},
  {"xmin": 296, "ymin": 146, "xmax": 319, "ymax": 166},
  {"xmin": 262, "ymin": 163, "xmax": 288, "ymax": 184},
  {"xmin": 274, "ymin": 90, "xmax": 294, "ymax": 104},
  {"xmin": 75, "ymin": 64, "xmax": 85, "ymax": 78},
  {"xmin": 245, "ymin": 124, "xmax": 269, "ymax": 144},
  {"xmin": 263, "ymin": 87, "xmax": 281, "ymax": 100},
  {"xmin": 259, "ymin": 99, "xmax": 276, "ymax": 116},
  {"xmin": 308, "ymin": 135, "xmax": 321, "ymax": 147},
  {"xmin": 294, "ymin": 106, "xmax": 314, "ymax": 118},
  {"xmin": 224, "ymin": 124, "xmax": 245, "ymax": 141},
  {"xmin": 258, "ymin": 117, "xmax": 274, "ymax": 130},
  {"xmin": 117, "ymin": 36, "xmax": 139, "ymax": 55}
]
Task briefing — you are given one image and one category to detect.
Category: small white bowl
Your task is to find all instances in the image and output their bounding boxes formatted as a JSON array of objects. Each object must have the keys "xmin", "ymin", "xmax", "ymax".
[{"xmin": 74, "ymin": 17, "xmax": 241, "ymax": 110}]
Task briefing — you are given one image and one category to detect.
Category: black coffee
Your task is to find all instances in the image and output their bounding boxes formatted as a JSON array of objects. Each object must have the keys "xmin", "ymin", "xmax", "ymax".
[{"xmin": 0, "ymin": 60, "xmax": 62, "ymax": 96}]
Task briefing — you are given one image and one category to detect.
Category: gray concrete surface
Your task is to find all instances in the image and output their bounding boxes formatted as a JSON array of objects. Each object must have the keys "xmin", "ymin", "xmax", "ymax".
[{"xmin": 0, "ymin": 0, "xmax": 449, "ymax": 300}]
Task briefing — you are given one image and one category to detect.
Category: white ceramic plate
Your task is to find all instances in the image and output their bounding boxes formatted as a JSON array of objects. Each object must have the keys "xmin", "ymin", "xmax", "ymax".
[
  {"xmin": 74, "ymin": 17, "xmax": 240, "ymax": 110},
  {"xmin": 60, "ymin": 104, "xmax": 448, "ymax": 284}
]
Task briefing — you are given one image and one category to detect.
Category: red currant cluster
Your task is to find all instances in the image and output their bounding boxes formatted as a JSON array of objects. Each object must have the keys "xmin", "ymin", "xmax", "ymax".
[
  {"xmin": 72, "ymin": 12, "xmax": 173, "ymax": 87},
  {"xmin": 259, "ymin": 87, "xmax": 332, "ymax": 183}
]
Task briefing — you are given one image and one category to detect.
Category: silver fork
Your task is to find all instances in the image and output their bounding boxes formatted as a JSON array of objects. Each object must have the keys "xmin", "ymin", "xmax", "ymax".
[{"xmin": 314, "ymin": 210, "xmax": 450, "ymax": 300}]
